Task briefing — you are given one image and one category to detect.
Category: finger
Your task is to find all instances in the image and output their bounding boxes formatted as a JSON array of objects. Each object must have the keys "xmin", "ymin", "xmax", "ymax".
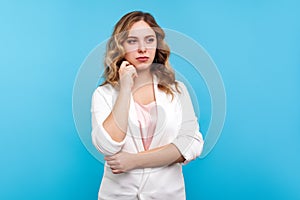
[
  {"xmin": 112, "ymin": 169, "xmax": 124, "ymax": 174},
  {"xmin": 132, "ymin": 70, "xmax": 138, "ymax": 78},
  {"xmin": 125, "ymin": 66, "xmax": 138, "ymax": 77},
  {"xmin": 109, "ymin": 165, "xmax": 118, "ymax": 170},
  {"xmin": 107, "ymin": 160, "xmax": 118, "ymax": 166},
  {"xmin": 124, "ymin": 65, "xmax": 135, "ymax": 71},
  {"xmin": 120, "ymin": 61, "xmax": 130, "ymax": 69},
  {"xmin": 104, "ymin": 156, "xmax": 114, "ymax": 161},
  {"xmin": 119, "ymin": 64, "xmax": 134, "ymax": 75}
]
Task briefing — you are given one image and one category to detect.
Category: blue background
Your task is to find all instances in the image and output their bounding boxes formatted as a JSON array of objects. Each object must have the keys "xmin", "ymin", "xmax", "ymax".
[{"xmin": 1, "ymin": 0, "xmax": 299, "ymax": 199}]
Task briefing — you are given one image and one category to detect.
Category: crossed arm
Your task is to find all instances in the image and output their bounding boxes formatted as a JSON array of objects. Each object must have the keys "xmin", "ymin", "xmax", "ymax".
[
  {"xmin": 91, "ymin": 82, "xmax": 203, "ymax": 174},
  {"xmin": 105, "ymin": 143, "xmax": 185, "ymax": 174},
  {"xmin": 97, "ymin": 86, "xmax": 185, "ymax": 173}
]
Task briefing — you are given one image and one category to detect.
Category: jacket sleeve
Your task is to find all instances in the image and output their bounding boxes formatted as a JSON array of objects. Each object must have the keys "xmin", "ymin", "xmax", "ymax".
[
  {"xmin": 91, "ymin": 88, "xmax": 126, "ymax": 156},
  {"xmin": 171, "ymin": 82, "xmax": 204, "ymax": 164}
]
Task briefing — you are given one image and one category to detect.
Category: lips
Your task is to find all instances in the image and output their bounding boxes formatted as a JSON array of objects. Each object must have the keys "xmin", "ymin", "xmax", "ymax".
[{"xmin": 136, "ymin": 56, "xmax": 149, "ymax": 62}]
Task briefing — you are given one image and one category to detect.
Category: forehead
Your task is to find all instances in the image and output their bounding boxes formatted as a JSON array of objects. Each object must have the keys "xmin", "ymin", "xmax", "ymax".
[{"xmin": 128, "ymin": 20, "xmax": 155, "ymax": 37}]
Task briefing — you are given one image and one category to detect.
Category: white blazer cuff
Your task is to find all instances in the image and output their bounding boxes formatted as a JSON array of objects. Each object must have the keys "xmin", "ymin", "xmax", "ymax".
[
  {"xmin": 92, "ymin": 124, "xmax": 126, "ymax": 156},
  {"xmin": 172, "ymin": 132, "xmax": 204, "ymax": 165}
]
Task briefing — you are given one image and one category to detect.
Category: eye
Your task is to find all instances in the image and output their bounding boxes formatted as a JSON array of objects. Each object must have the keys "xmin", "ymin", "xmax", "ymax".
[
  {"xmin": 146, "ymin": 37, "xmax": 156, "ymax": 44},
  {"xmin": 126, "ymin": 39, "xmax": 137, "ymax": 44}
]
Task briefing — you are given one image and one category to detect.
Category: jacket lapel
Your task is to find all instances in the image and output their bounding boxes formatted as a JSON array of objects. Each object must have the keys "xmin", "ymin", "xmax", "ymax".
[
  {"xmin": 127, "ymin": 74, "xmax": 169, "ymax": 152},
  {"xmin": 148, "ymin": 75, "xmax": 169, "ymax": 150},
  {"xmin": 127, "ymin": 92, "xmax": 145, "ymax": 152}
]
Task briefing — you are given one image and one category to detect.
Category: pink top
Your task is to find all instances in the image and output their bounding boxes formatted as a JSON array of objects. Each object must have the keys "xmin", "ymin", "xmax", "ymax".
[{"xmin": 134, "ymin": 101, "xmax": 157, "ymax": 151}]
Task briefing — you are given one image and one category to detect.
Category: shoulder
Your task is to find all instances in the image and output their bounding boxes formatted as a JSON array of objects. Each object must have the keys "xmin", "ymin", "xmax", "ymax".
[
  {"xmin": 175, "ymin": 80, "xmax": 185, "ymax": 89},
  {"xmin": 91, "ymin": 83, "xmax": 117, "ymax": 110},
  {"xmin": 174, "ymin": 80, "xmax": 188, "ymax": 94},
  {"xmin": 92, "ymin": 83, "xmax": 118, "ymax": 98},
  {"xmin": 172, "ymin": 80, "xmax": 192, "ymax": 102}
]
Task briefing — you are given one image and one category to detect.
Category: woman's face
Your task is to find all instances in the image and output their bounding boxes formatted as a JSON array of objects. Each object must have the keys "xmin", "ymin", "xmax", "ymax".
[{"xmin": 123, "ymin": 20, "xmax": 157, "ymax": 72}]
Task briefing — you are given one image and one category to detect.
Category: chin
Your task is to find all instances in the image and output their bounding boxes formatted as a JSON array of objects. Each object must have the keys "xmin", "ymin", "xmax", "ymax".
[{"xmin": 135, "ymin": 63, "xmax": 152, "ymax": 71}]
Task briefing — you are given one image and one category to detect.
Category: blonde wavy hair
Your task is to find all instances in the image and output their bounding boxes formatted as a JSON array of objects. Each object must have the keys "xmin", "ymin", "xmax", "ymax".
[{"xmin": 101, "ymin": 11, "xmax": 180, "ymax": 98}]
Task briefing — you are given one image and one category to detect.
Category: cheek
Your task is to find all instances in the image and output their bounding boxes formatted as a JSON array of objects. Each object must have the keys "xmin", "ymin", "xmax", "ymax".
[
  {"xmin": 150, "ymin": 49, "xmax": 156, "ymax": 58},
  {"xmin": 123, "ymin": 43, "xmax": 135, "ymax": 57},
  {"xmin": 124, "ymin": 52, "xmax": 135, "ymax": 62}
]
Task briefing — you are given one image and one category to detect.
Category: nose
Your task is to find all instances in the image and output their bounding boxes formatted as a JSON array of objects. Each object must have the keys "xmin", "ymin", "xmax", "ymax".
[{"xmin": 138, "ymin": 41, "xmax": 146, "ymax": 53}]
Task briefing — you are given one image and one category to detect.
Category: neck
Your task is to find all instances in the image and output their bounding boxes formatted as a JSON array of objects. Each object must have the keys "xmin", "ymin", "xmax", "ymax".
[{"xmin": 132, "ymin": 68, "xmax": 153, "ymax": 92}]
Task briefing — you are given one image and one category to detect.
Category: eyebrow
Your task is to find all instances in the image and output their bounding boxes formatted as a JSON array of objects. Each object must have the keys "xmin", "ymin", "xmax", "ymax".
[{"xmin": 127, "ymin": 34, "xmax": 155, "ymax": 39}]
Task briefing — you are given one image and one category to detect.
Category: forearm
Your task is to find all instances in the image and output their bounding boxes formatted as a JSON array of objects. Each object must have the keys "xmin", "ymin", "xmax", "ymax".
[
  {"xmin": 135, "ymin": 144, "xmax": 185, "ymax": 168},
  {"xmin": 103, "ymin": 88, "xmax": 131, "ymax": 142},
  {"xmin": 104, "ymin": 143, "xmax": 185, "ymax": 174}
]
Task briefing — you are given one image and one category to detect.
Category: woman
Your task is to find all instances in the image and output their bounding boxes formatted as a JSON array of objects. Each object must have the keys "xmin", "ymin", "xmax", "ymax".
[{"xmin": 91, "ymin": 11, "xmax": 204, "ymax": 200}]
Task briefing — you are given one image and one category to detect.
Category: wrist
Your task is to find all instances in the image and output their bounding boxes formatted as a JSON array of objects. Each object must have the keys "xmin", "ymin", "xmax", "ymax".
[
  {"xmin": 134, "ymin": 153, "xmax": 144, "ymax": 169},
  {"xmin": 119, "ymin": 86, "xmax": 131, "ymax": 95}
]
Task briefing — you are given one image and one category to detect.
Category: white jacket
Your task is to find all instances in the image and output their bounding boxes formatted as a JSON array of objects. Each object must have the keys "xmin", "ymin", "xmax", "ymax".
[{"xmin": 91, "ymin": 75, "xmax": 204, "ymax": 200}]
